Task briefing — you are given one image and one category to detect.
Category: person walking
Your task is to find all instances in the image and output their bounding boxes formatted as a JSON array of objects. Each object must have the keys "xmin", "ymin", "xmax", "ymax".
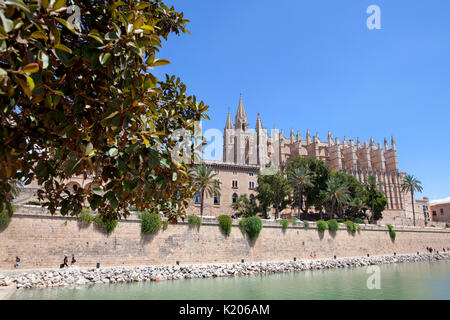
[
  {"xmin": 14, "ymin": 256, "xmax": 20, "ymax": 269},
  {"xmin": 60, "ymin": 255, "xmax": 69, "ymax": 268}
]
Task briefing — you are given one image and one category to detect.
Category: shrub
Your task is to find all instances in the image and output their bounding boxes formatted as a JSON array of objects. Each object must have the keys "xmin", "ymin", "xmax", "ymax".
[
  {"xmin": 336, "ymin": 218, "xmax": 345, "ymax": 223},
  {"xmin": 327, "ymin": 219, "xmax": 339, "ymax": 232},
  {"xmin": 446, "ymin": 223, "xmax": 449, "ymax": 229},
  {"xmin": 218, "ymin": 215, "xmax": 232, "ymax": 236},
  {"xmin": 0, "ymin": 207, "xmax": 11, "ymax": 227},
  {"xmin": 94, "ymin": 215, "xmax": 118, "ymax": 235},
  {"xmin": 386, "ymin": 224, "xmax": 396, "ymax": 240},
  {"xmin": 78, "ymin": 211, "xmax": 94, "ymax": 223},
  {"xmin": 353, "ymin": 218, "xmax": 365, "ymax": 224},
  {"xmin": 316, "ymin": 220, "xmax": 328, "ymax": 233},
  {"xmin": 162, "ymin": 220, "xmax": 169, "ymax": 231},
  {"xmin": 303, "ymin": 221, "xmax": 309, "ymax": 228},
  {"xmin": 240, "ymin": 216, "xmax": 263, "ymax": 240},
  {"xmin": 344, "ymin": 220, "xmax": 357, "ymax": 234},
  {"xmin": 188, "ymin": 215, "xmax": 202, "ymax": 229},
  {"xmin": 141, "ymin": 211, "xmax": 162, "ymax": 234},
  {"xmin": 279, "ymin": 219, "xmax": 289, "ymax": 230}
]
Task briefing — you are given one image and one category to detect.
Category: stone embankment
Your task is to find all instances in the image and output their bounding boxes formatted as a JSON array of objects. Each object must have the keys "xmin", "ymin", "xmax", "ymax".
[{"xmin": 1, "ymin": 253, "xmax": 449, "ymax": 290}]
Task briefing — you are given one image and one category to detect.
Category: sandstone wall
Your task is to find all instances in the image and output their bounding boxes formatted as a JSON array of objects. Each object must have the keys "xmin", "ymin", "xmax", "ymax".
[{"xmin": 0, "ymin": 206, "xmax": 449, "ymax": 270}]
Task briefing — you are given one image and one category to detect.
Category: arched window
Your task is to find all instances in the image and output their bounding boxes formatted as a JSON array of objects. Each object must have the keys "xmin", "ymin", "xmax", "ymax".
[
  {"xmin": 194, "ymin": 193, "xmax": 201, "ymax": 204},
  {"xmin": 232, "ymin": 193, "xmax": 238, "ymax": 203},
  {"xmin": 249, "ymin": 194, "xmax": 255, "ymax": 205},
  {"xmin": 214, "ymin": 194, "xmax": 220, "ymax": 205}
]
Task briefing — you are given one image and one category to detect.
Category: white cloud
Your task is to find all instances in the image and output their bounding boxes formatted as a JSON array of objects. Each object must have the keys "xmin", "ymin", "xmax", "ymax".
[{"xmin": 430, "ymin": 196, "xmax": 450, "ymax": 205}]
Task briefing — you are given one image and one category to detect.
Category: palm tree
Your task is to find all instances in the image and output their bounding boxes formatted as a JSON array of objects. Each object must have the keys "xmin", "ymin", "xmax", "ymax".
[
  {"xmin": 401, "ymin": 174, "xmax": 423, "ymax": 226},
  {"xmin": 348, "ymin": 197, "xmax": 367, "ymax": 220},
  {"xmin": 325, "ymin": 176, "xmax": 350, "ymax": 219},
  {"xmin": 287, "ymin": 167, "xmax": 314, "ymax": 219},
  {"xmin": 364, "ymin": 175, "xmax": 384, "ymax": 224},
  {"xmin": 192, "ymin": 165, "xmax": 221, "ymax": 217}
]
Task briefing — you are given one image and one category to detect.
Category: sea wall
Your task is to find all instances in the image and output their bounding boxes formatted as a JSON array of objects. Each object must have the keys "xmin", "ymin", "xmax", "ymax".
[{"xmin": 0, "ymin": 206, "xmax": 449, "ymax": 270}]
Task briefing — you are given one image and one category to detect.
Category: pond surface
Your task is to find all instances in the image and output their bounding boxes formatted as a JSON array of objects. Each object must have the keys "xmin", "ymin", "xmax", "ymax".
[{"xmin": 11, "ymin": 260, "xmax": 450, "ymax": 300}]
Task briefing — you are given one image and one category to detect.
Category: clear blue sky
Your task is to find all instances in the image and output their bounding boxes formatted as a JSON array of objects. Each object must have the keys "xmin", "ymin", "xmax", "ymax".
[{"xmin": 153, "ymin": 0, "xmax": 450, "ymax": 201}]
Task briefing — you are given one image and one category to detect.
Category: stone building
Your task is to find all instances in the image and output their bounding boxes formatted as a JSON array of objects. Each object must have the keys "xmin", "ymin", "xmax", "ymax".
[
  {"xmin": 430, "ymin": 201, "xmax": 450, "ymax": 223},
  {"xmin": 188, "ymin": 97, "xmax": 430, "ymax": 220}
]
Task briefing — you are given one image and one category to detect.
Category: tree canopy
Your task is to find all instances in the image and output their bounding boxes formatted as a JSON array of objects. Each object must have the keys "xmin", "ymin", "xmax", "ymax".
[{"xmin": 0, "ymin": 0, "xmax": 209, "ymax": 222}]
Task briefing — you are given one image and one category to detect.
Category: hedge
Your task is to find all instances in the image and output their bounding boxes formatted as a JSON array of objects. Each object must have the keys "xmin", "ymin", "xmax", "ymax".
[
  {"xmin": 141, "ymin": 211, "xmax": 162, "ymax": 234},
  {"xmin": 239, "ymin": 216, "xmax": 263, "ymax": 240},
  {"xmin": 386, "ymin": 224, "xmax": 396, "ymax": 240},
  {"xmin": 78, "ymin": 211, "xmax": 94, "ymax": 223},
  {"xmin": 327, "ymin": 219, "xmax": 339, "ymax": 232},
  {"xmin": 188, "ymin": 215, "xmax": 202, "ymax": 229},
  {"xmin": 279, "ymin": 219, "xmax": 289, "ymax": 230},
  {"xmin": 316, "ymin": 220, "xmax": 328, "ymax": 233},
  {"xmin": 94, "ymin": 215, "xmax": 118, "ymax": 235},
  {"xmin": 218, "ymin": 215, "xmax": 232, "ymax": 236},
  {"xmin": 344, "ymin": 220, "xmax": 357, "ymax": 234},
  {"xmin": 0, "ymin": 207, "xmax": 11, "ymax": 227}
]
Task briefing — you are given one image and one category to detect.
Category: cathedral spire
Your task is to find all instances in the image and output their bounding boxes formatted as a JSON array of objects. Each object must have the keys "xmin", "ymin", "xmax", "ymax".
[
  {"xmin": 306, "ymin": 129, "xmax": 311, "ymax": 144},
  {"xmin": 225, "ymin": 112, "xmax": 233, "ymax": 130},
  {"xmin": 391, "ymin": 136, "xmax": 396, "ymax": 151},
  {"xmin": 235, "ymin": 96, "xmax": 248, "ymax": 131},
  {"xmin": 384, "ymin": 138, "xmax": 388, "ymax": 151},
  {"xmin": 256, "ymin": 112, "xmax": 263, "ymax": 130}
]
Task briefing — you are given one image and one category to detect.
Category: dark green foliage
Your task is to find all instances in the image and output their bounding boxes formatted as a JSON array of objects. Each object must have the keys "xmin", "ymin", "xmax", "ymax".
[
  {"xmin": 446, "ymin": 223, "xmax": 449, "ymax": 229},
  {"xmin": 353, "ymin": 218, "xmax": 365, "ymax": 224},
  {"xmin": 188, "ymin": 215, "xmax": 202, "ymax": 229},
  {"xmin": 162, "ymin": 220, "xmax": 169, "ymax": 231},
  {"xmin": 232, "ymin": 194, "xmax": 257, "ymax": 218},
  {"xmin": 239, "ymin": 216, "xmax": 263, "ymax": 240},
  {"xmin": 344, "ymin": 220, "xmax": 357, "ymax": 233},
  {"xmin": 303, "ymin": 221, "xmax": 309, "ymax": 228},
  {"xmin": 218, "ymin": 215, "xmax": 232, "ymax": 236},
  {"xmin": 94, "ymin": 215, "xmax": 118, "ymax": 235},
  {"xmin": 279, "ymin": 219, "xmax": 289, "ymax": 230},
  {"xmin": 336, "ymin": 218, "xmax": 345, "ymax": 223},
  {"xmin": 316, "ymin": 220, "xmax": 328, "ymax": 232},
  {"xmin": 256, "ymin": 171, "xmax": 291, "ymax": 219},
  {"xmin": 78, "ymin": 211, "xmax": 94, "ymax": 223},
  {"xmin": 0, "ymin": 0, "xmax": 208, "ymax": 223},
  {"xmin": 285, "ymin": 157, "xmax": 331, "ymax": 213},
  {"xmin": 327, "ymin": 219, "xmax": 339, "ymax": 232},
  {"xmin": 141, "ymin": 211, "xmax": 162, "ymax": 234},
  {"xmin": 0, "ymin": 204, "xmax": 12, "ymax": 226},
  {"xmin": 386, "ymin": 224, "xmax": 396, "ymax": 240}
]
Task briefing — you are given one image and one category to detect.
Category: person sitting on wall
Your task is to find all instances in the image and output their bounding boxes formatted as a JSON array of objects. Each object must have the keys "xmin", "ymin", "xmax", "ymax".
[
  {"xmin": 71, "ymin": 254, "xmax": 77, "ymax": 266},
  {"xmin": 14, "ymin": 256, "xmax": 20, "ymax": 269}
]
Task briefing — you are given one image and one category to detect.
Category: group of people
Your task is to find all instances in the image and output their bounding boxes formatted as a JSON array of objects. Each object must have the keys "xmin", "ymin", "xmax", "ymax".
[
  {"xmin": 13, "ymin": 255, "xmax": 77, "ymax": 269},
  {"xmin": 60, "ymin": 255, "xmax": 77, "ymax": 268},
  {"xmin": 426, "ymin": 247, "xmax": 449, "ymax": 254},
  {"xmin": 310, "ymin": 251, "xmax": 317, "ymax": 258}
]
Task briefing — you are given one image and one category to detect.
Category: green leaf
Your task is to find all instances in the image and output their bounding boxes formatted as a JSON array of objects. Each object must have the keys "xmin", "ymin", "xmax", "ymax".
[
  {"xmin": 4, "ymin": 0, "xmax": 30, "ymax": 13},
  {"xmin": 31, "ymin": 31, "xmax": 48, "ymax": 40},
  {"xmin": 22, "ymin": 63, "xmax": 39, "ymax": 74},
  {"xmin": 153, "ymin": 58, "xmax": 170, "ymax": 66},
  {"xmin": 52, "ymin": 0, "xmax": 66, "ymax": 10},
  {"xmin": 0, "ymin": 11, "xmax": 14, "ymax": 33},
  {"xmin": 105, "ymin": 32, "xmax": 119, "ymax": 40},
  {"xmin": 55, "ymin": 18, "xmax": 76, "ymax": 33},
  {"xmin": 99, "ymin": 52, "xmax": 111, "ymax": 65},
  {"xmin": 55, "ymin": 44, "xmax": 72, "ymax": 54}
]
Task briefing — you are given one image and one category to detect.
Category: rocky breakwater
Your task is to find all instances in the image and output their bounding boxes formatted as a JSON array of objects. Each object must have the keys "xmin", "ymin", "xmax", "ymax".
[{"xmin": 1, "ymin": 253, "xmax": 449, "ymax": 290}]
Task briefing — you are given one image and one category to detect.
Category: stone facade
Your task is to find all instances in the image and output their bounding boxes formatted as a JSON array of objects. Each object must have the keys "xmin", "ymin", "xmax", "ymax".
[
  {"xmin": 190, "ymin": 97, "xmax": 429, "ymax": 219},
  {"xmin": 0, "ymin": 206, "xmax": 449, "ymax": 270},
  {"xmin": 430, "ymin": 201, "xmax": 450, "ymax": 223}
]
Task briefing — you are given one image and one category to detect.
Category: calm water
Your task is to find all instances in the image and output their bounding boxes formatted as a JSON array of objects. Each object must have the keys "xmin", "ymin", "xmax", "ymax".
[{"xmin": 11, "ymin": 260, "xmax": 450, "ymax": 300}]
